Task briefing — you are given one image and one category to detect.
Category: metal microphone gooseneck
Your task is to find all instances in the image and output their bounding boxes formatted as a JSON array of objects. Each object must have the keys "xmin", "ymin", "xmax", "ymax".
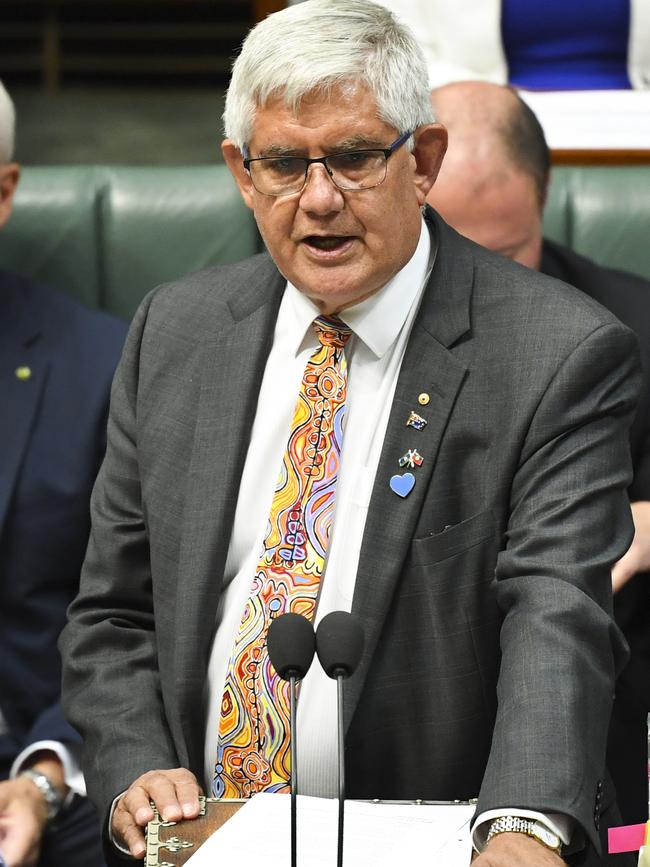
[
  {"xmin": 315, "ymin": 611, "xmax": 364, "ymax": 867},
  {"xmin": 267, "ymin": 612, "xmax": 316, "ymax": 867}
]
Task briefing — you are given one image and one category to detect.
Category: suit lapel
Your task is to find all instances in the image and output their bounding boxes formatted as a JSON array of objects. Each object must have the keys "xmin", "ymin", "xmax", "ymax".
[
  {"xmin": 172, "ymin": 258, "xmax": 285, "ymax": 765},
  {"xmin": 346, "ymin": 214, "xmax": 475, "ymax": 726},
  {"xmin": 0, "ymin": 287, "xmax": 47, "ymax": 537}
]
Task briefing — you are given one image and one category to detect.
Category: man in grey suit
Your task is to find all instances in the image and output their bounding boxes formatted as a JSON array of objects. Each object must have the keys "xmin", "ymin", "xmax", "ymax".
[{"xmin": 60, "ymin": 2, "xmax": 640, "ymax": 865}]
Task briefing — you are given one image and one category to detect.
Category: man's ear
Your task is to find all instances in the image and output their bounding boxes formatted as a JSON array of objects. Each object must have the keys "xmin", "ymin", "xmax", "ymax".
[
  {"xmin": 540, "ymin": 170, "xmax": 551, "ymax": 211},
  {"xmin": 411, "ymin": 124, "xmax": 448, "ymax": 205},
  {"xmin": 222, "ymin": 139, "xmax": 255, "ymax": 211},
  {"xmin": 0, "ymin": 162, "xmax": 20, "ymax": 228}
]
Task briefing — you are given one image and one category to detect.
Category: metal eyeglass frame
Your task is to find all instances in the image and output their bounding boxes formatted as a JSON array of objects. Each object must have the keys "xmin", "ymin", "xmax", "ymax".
[{"xmin": 241, "ymin": 130, "xmax": 414, "ymax": 197}]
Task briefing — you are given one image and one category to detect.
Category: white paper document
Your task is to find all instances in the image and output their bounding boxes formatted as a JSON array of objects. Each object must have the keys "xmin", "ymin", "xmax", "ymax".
[{"xmin": 185, "ymin": 794, "xmax": 474, "ymax": 866}]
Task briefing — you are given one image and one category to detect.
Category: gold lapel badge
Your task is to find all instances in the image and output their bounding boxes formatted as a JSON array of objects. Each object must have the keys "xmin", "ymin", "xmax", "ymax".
[{"xmin": 15, "ymin": 366, "xmax": 32, "ymax": 381}]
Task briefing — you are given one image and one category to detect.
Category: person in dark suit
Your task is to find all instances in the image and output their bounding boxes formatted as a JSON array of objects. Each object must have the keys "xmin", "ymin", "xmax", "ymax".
[
  {"xmin": 59, "ymin": 4, "xmax": 641, "ymax": 866},
  {"xmin": 427, "ymin": 79, "xmax": 650, "ymax": 831},
  {"xmin": 0, "ymin": 80, "xmax": 127, "ymax": 867}
]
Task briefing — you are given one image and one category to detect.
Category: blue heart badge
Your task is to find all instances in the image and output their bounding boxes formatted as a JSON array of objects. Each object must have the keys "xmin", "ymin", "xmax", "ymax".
[{"xmin": 389, "ymin": 472, "xmax": 415, "ymax": 498}]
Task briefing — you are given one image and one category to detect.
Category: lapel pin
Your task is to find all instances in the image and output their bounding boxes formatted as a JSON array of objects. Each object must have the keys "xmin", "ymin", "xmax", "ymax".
[
  {"xmin": 418, "ymin": 392, "xmax": 430, "ymax": 406},
  {"xmin": 15, "ymin": 366, "xmax": 32, "ymax": 381},
  {"xmin": 390, "ymin": 472, "xmax": 415, "ymax": 498},
  {"xmin": 406, "ymin": 410, "xmax": 427, "ymax": 431},
  {"xmin": 398, "ymin": 449, "xmax": 424, "ymax": 469}
]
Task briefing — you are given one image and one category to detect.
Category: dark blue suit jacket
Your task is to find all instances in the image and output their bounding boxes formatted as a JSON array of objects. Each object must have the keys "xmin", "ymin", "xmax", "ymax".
[{"xmin": 0, "ymin": 269, "xmax": 126, "ymax": 766}]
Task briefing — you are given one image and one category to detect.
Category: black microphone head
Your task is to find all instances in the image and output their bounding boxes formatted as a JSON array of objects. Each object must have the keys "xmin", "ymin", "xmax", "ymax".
[
  {"xmin": 267, "ymin": 612, "xmax": 316, "ymax": 680},
  {"xmin": 315, "ymin": 611, "xmax": 364, "ymax": 679}
]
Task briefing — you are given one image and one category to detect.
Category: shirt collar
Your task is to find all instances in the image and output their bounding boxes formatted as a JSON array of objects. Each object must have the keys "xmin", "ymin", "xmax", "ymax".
[{"xmin": 284, "ymin": 216, "xmax": 432, "ymax": 358}]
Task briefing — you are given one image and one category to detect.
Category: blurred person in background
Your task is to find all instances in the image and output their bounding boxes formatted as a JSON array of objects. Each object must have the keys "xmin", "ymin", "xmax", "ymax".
[
  {"xmin": 0, "ymin": 80, "xmax": 126, "ymax": 867},
  {"xmin": 428, "ymin": 79, "xmax": 650, "ymax": 829},
  {"xmin": 373, "ymin": 0, "xmax": 650, "ymax": 89}
]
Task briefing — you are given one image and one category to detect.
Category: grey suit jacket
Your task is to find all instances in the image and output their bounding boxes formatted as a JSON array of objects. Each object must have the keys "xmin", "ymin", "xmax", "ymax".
[{"xmin": 60, "ymin": 210, "xmax": 640, "ymax": 857}]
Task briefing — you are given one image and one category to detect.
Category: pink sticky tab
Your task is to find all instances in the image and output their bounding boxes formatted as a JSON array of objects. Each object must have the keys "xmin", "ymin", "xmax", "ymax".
[{"xmin": 608, "ymin": 824, "xmax": 647, "ymax": 853}]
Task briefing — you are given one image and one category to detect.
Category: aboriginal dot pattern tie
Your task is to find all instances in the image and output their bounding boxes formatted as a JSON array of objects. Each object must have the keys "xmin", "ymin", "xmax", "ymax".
[{"xmin": 213, "ymin": 315, "xmax": 352, "ymax": 799}]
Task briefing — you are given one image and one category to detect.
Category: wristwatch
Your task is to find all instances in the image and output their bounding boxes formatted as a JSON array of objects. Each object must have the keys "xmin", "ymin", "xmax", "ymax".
[
  {"xmin": 19, "ymin": 769, "xmax": 64, "ymax": 823},
  {"xmin": 486, "ymin": 816, "xmax": 563, "ymax": 855}
]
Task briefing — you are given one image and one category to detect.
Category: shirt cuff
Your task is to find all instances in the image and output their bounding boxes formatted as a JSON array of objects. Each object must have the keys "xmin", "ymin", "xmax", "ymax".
[
  {"xmin": 471, "ymin": 808, "xmax": 573, "ymax": 853},
  {"xmin": 9, "ymin": 739, "xmax": 85, "ymax": 805},
  {"xmin": 108, "ymin": 791, "xmax": 133, "ymax": 856}
]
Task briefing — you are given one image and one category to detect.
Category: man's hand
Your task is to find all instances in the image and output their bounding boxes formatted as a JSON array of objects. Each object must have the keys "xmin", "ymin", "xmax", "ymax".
[
  {"xmin": 612, "ymin": 501, "xmax": 650, "ymax": 593},
  {"xmin": 0, "ymin": 778, "xmax": 49, "ymax": 867},
  {"xmin": 0, "ymin": 752, "xmax": 68, "ymax": 867},
  {"xmin": 112, "ymin": 768, "xmax": 202, "ymax": 859},
  {"xmin": 472, "ymin": 833, "xmax": 567, "ymax": 865}
]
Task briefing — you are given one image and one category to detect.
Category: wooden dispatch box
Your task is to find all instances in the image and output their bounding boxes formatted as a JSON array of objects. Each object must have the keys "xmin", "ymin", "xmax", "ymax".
[{"xmin": 145, "ymin": 797, "xmax": 244, "ymax": 867}]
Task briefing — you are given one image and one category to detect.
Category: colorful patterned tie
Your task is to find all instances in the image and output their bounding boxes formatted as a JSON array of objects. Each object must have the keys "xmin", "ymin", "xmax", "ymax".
[{"xmin": 213, "ymin": 315, "xmax": 352, "ymax": 799}]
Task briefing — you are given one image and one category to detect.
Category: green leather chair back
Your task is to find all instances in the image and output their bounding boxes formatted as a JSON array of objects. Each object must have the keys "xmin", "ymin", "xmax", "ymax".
[
  {"xmin": 1, "ymin": 167, "xmax": 102, "ymax": 308},
  {"xmin": 544, "ymin": 166, "xmax": 650, "ymax": 282},
  {"xmin": 1, "ymin": 164, "xmax": 648, "ymax": 322},
  {"xmin": 0, "ymin": 165, "xmax": 261, "ymax": 320}
]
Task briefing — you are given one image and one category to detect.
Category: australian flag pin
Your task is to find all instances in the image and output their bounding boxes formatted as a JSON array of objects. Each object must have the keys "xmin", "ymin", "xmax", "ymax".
[{"xmin": 406, "ymin": 410, "xmax": 427, "ymax": 431}]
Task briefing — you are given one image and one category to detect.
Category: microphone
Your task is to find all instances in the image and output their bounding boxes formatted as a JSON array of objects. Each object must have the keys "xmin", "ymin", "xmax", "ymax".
[
  {"xmin": 267, "ymin": 612, "xmax": 316, "ymax": 867},
  {"xmin": 315, "ymin": 611, "xmax": 364, "ymax": 867},
  {"xmin": 267, "ymin": 611, "xmax": 316, "ymax": 679}
]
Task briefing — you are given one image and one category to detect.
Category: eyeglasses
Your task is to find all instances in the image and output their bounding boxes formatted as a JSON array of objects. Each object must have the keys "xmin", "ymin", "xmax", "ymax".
[{"xmin": 242, "ymin": 130, "xmax": 413, "ymax": 197}]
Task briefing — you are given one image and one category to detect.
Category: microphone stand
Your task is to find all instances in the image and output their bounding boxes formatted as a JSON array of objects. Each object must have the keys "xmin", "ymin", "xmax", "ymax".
[
  {"xmin": 314, "ymin": 610, "xmax": 364, "ymax": 867},
  {"xmin": 267, "ymin": 612, "xmax": 317, "ymax": 867},
  {"xmin": 290, "ymin": 671, "xmax": 298, "ymax": 867},
  {"xmin": 335, "ymin": 669, "xmax": 345, "ymax": 867}
]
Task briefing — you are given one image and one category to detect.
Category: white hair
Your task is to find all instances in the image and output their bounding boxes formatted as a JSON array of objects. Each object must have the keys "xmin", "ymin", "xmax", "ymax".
[
  {"xmin": 223, "ymin": 0, "xmax": 434, "ymax": 151},
  {"xmin": 0, "ymin": 81, "xmax": 16, "ymax": 163}
]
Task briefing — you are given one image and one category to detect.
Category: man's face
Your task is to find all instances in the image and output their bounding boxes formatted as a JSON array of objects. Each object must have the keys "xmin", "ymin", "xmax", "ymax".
[
  {"xmin": 223, "ymin": 84, "xmax": 446, "ymax": 314},
  {"xmin": 428, "ymin": 163, "xmax": 543, "ymax": 270}
]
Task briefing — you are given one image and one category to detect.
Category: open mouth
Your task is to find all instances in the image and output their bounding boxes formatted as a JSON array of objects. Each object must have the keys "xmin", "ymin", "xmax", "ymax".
[{"xmin": 303, "ymin": 235, "xmax": 355, "ymax": 252}]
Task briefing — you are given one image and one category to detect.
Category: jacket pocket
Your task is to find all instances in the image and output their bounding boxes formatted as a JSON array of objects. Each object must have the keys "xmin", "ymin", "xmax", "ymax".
[{"xmin": 411, "ymin": 508, "xmax": 496, "ymax": 566}]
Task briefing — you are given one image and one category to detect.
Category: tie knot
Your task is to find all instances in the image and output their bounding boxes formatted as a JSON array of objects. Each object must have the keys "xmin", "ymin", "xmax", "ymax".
[{"xmin": 313, "ymin": 315, "xmax": 352, "ymax": 349}]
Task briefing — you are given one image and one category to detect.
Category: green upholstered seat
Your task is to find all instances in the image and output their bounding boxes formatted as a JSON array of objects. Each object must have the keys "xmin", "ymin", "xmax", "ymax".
[
  {"xmin": 0, "ymin": 167, "xmax": 103, "ymax": 309},
  {"xmin": 0, "ymin": 163, "xmax": 648, "ymax": 321},
  {"xmin": 544, "ymin": 166, "xmax": 650, "ymax": 282},
  {"xmin": 99, "ymin": 167, "xmax": 260, "ymax": 320},
  {"xmin": 0, "ymin": 165, "xmax": 261, "ymax": 320}
]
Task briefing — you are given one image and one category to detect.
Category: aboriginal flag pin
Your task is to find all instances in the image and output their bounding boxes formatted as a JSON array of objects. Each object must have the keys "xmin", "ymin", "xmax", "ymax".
[{"xmin": 398, "ymin": 449, "xmax": 424, "ymax": 469}]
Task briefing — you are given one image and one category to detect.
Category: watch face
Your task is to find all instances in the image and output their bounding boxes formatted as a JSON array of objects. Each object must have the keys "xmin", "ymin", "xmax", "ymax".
[{"xmin": 533, "ymin": 822, "xmax": 561, "ymax": 849}]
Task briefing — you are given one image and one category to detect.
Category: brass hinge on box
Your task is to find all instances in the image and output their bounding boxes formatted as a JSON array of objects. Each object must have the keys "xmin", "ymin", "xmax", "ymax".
[{"xmin": 145, "ymin": 796, "xmax": 245, "ymax": 867}]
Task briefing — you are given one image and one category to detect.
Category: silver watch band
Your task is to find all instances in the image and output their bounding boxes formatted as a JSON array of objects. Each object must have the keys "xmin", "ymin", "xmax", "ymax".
[
  {"xmin": 486, "ymin": 815, "xmax": 562, "ymax": 854},
  {"xmin": 20, "ymin": 769, "xmax": 64, "ymax": 822}
]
